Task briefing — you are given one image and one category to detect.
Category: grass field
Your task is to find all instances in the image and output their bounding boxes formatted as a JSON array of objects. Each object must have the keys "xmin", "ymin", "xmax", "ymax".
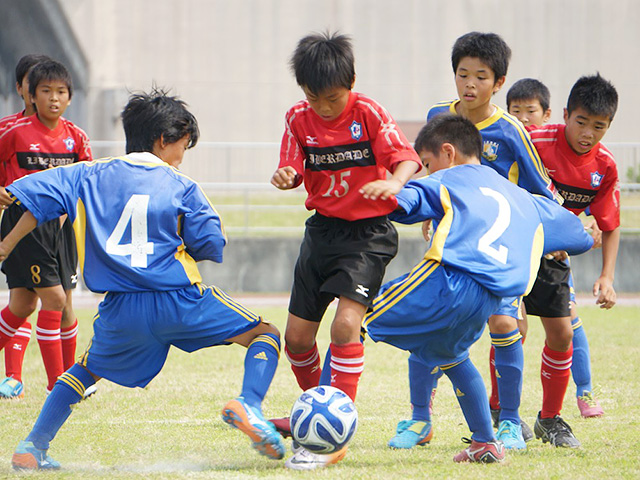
[{"xmin": 1, "ymin": 303, "xmax": 639, "ymax": 479}]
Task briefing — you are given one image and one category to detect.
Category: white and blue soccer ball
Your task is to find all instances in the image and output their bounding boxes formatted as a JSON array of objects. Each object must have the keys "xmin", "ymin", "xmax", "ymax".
[{"xmin": 290, "ymin": 385, "xmax": 358, "ymax": 454}]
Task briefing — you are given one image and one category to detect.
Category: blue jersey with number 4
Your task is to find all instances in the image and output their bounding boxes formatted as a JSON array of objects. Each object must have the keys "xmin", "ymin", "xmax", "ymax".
[
  {"xmin": 7, "ymin": 153, "xmax": 227, "ymax": 293},
  {"xmin": 392, "ymin": 164, "xmax": 593, "ymax": 297}
]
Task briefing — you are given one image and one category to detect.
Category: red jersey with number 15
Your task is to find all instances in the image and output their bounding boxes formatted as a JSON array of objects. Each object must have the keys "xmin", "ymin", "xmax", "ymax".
[
  {"xmin": 527, "ymin": 123, "xmax": 619, "ymax": 231},
  {"xmin": 279, "ymin": 91, "xmax": 421, "ymax": 221},
  {"xmin": 0, "ymin": 113, "xmax": 92, "ymax": 185}
]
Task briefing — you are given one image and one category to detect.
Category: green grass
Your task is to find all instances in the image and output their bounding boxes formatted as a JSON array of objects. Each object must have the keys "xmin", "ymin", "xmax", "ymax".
[{"xmin": 1, "ymin": 303, "xmax": 639, "ymax": 479}]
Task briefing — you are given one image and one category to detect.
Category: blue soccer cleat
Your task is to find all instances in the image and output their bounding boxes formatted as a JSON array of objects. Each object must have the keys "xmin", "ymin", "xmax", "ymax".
[
  {"xmin": 222, "ymin": 397, "xmax": 285, "ymax": 460},
  {"xmin": 388, "ymin": 419, "xmax": 433, "ymax": 449},
  {"xmin": 496, "ymin": 419, "xmax": 526, "ymax": 450},
  {"xmin": 12, "ymin": 440, "xmax": 60, "ymax": 470},
  {"xmin": 0, "ymin": 377, "xmax": 24, "ymax": 399}
]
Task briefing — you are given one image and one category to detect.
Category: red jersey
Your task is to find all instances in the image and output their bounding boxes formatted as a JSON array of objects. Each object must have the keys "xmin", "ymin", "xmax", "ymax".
[
  {"xmin": 279, "ymin": 91, "xmax": 421, "ymax": 221},
  {"xmin": 0, "ymin": 113, "xmax": 92, "ymax": 185},
  {"xmin": 0, "ymin": 111, "xmax": 25, "ymax": 186},
  {"xmin": 528, "ymin": 124, "xmax": 619, "ymax": 231}
]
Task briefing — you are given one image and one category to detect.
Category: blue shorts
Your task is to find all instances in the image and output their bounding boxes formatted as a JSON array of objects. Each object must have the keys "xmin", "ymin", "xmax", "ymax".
[
  {"xmin": 494, "ymin": 296, "xmax": 522, "ymax": 319},
  {"xmin": 79, "ymin": 284, "xmax": 262, "ymax": 388},
  {"xmin": 364, "ymin": 260, "xmax": 501, "ymax": 367}
]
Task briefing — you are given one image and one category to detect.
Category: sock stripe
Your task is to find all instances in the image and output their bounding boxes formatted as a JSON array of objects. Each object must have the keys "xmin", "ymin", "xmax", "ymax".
[
  {"xmin": 58, "ymin": 371, "xmax": 86, "ymax": 397},
  {"xmin": 0, "ymin": 318, "xmax": 17, "ymax": 337},
  {"xmin": 491, "ymin": 332, "xmax": 522, "ymax": 347},
  {"xmin": 14, "ymin": 327, "xmax": 32, "ymax": 338},
  {"xmin": 571, "ymin": 318, "xmax": 583, "ymax": 329},
  {"xmin": 36, "ymin": 327, "xmax": 61, "ymax": 341},
  {"xmin": 285, "ymin": 348, "xmax": 319, "ymax": 367},
  {"xmin": 249, "ymin": 334, "xmax": 280, "ymax": 358},
  {"xmin": 542, "ymin": 352, "xmax": 572, "ymax": 370},
  {"xmin": 331, "ymin": 355, "xmax": 364, "ymax": 365},
  {"xmin": 329, "ymin": 361, "xmax": 364, "ymax": 374},
  {"xmin": 60, "ymin": 325, "xmax": 79, "ymax": 340}
]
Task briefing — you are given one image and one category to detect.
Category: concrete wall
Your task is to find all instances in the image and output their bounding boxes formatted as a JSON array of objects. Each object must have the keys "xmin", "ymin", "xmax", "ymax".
[{"xmin": 201, "ymin": 236, "xmax": 640, "ymax": 294}]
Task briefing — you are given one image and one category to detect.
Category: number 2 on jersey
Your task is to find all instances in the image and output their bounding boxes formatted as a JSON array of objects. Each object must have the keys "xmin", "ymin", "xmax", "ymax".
[
  {"xmin": 106, "ymin": 194, "xmax": 154, "ymax": 268},
  {"xmin": 477, "ymin": 187, "xmax": 510, "ymax": 264}
]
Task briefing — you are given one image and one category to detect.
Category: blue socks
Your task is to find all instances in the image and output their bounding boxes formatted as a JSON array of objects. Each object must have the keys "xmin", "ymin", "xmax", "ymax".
[
  {"xmin": 27, "ymin": 363, "xmax": 96, "ymax": 450},
  {"xmin": 571, "ymin": 317, "xmax": 593, "ymax": 396},
  {"xmin": 444, "ymin": 358, "xmax": 494, "ymax": 443},
  {"xmin": 319, "ymin": 346, "xmax": 332, "ymax": 386},
  {"xmin": 490, "ymin": 329, "xmax": 523, "ymax": 424},
  {"xmin": 408, "ymin": 353, "xmax": 439, "ymax": 421},
  {"xmin": 240, "ymin": 333, "xmax": 280, "ymax": 411}
]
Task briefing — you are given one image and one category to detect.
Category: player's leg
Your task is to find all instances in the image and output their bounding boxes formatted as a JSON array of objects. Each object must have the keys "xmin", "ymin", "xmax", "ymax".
[
  {"xmin": 446, "ymin": 358, "xmax": 505, "ymax": 463},
  {"xmin": 60, "ymin": 291, "xmax": 78, "ymax": 371},
  {"xmin": 33, "ymin": 285, "xmax": 66, "ymax": 393},
  {"xmin": 11, "ymin": 363, "xmax": 100, "ymax": 470},
  {"xmin": 0, "ymin": 288, "xmax": 37, "ymax": 399},
  {"xmin": 58, "ymin": 219, "xmax": 80, "ymax": 372},
  {"xmin": 488, "ymin": 307, "xmax": 526, "ymax": 450},
  {"xmin": 570, "ymin": 301, "xmax": 604, "ymax": 417},
  {"xmin": 283, "ymin": 313, "xmax": 323, "ymax": 391}
]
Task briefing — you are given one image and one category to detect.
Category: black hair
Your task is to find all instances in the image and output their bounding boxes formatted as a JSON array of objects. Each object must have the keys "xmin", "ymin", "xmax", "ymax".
[
  {"xmin": 506, "ymin": 78, "xmax": 551, "ymax": 112},
  {"xmin": 27, "ymin": 59, "xmax": 73, "ymax": 98},
  {"xmin": 290, "ymin": 31, "xmax": 355, "ymax": 95},
  {"xmin": 414, "ymin": 114, "xmax": 482, "ymax": 161},
  {"xmin": 121, "ymin": 87, "xmax": 199, "ymax": 154},
  {"xmin": 451, "ymin": 32, "xmax": 511, "ymax": 82},
  {"xmin": 566, "ymin": 73, "xmax": 618, "ymax": 121},
  {"xmin": 15, "ymin": 54, "xmax": 52, "ymax": 85}
]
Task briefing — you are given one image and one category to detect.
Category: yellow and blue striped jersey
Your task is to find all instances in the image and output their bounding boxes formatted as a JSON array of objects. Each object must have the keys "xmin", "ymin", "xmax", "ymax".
[
  {"xmin": 7, "ymin": 152, "xmax": 226, "ymax": 293},
  {"xmin": 427, "ymin": 101, "xmax": 560, "ymax": 202},
  {"xmin": 392, "ymin": 164, "xmax": 592, "ymax": 297}
]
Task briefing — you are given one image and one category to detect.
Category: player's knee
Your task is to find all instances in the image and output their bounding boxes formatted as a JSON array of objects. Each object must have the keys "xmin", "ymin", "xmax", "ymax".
[
  {"xmin": 547, "ymin": 330, "xmax": 573, "ymax": 351},
  {"xmin": 261, "ymin": 321, "xmax": 280, "ymax": 338},
  {"xmin": 284, "ymin": 330, "xmax": 315, "ymax": 353}
]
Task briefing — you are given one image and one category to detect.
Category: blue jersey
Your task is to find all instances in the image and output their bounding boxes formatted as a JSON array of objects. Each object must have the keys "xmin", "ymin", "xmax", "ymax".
[
  {"xmin": 427, "ymin": 101, "xmax": 560, "ymax": 201},
  {"xmin": 392, "ymin": 164, "xmax": 593, "ymax": 297},
  {"xmin": 7, "ymin": 153, "xmax": 226, "ymax": 293}
]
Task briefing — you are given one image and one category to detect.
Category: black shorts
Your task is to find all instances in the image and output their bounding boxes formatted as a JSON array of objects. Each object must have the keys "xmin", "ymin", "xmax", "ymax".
[
  {"xmin": 523, "ymin": 257, "xmax": 571, "ymax": 318},
  {"xmin": 58, "ymin": 217, "xmax": 79, "ymax": 290},
  {"xmin": 289, "ymin": 213, "xmax": 398, "ymax": 322},
  {"xmin": 1, "ymin": 203, "xmax": 76, "ymax": 290}
]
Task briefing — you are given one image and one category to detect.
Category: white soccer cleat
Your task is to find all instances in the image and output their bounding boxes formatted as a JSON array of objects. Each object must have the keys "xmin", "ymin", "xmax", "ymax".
[{"xmin": 284, "ymin": 445, "xmax": 347, "ymax": 470}]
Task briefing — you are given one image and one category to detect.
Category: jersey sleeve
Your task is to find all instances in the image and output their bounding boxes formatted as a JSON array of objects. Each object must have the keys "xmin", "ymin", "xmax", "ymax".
[
  {"xmin": 390, "ymin": 176, "xmax": 442, "ymax": 224},
  {"xmin": 278, "ymin": 110, "xmax": 305, "ymax": 175},
  {"xmin": 76, "ymin": 127, "xmax": 93, "ymax": 162},
  {"xmin": 6, "ymin": 163, "xmax": 85, "ymax": 223},
  {"xmin": 588, "ymin": 163, "xmax": 620, "ymax": 231},
  {"xmin": 532, "ymin": 195, "xmax": 594, "ymax": 255},
  {"xmin": 179, "ymin": 181, "xmax": 227, "ymax": 263}
]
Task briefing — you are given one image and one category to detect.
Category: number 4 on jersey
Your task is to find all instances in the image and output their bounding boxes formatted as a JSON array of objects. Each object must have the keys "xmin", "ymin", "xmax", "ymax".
[{"xmin": 106, "ymin": 194, "xmax": 154, "ymax": 268}]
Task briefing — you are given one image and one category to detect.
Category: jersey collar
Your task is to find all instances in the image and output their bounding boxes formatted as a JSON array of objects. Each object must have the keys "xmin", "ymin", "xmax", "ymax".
[{"xmin": 126, "ymin": 152, "xmax": 165, "ymax": 164}]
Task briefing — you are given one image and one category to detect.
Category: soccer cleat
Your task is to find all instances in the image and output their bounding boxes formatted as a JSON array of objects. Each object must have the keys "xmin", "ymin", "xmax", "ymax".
[
  {"xmin": 83, "ymin": 384, "xmax": 98, "ymax": 400},
  {"xmin": 496, "ymin": 420, "xmax": 526, "ymax": 450},
  {"xmin": 388, "ymin": 419, "xmax": 433, "ymax": 449},
  {"xmin": 11, "ymin": 440, "xmax": 60, "ymax": 470},
  {"xmin": 534, "ymin": 412, "xmax": 581, "ymax": 448},
  {"xmin": 221, "ymin": 398, "xmax": 285, "ymax": 460},
  {"xmin": 269, "ymin": 416, "xmax": 292, "ymax": 438},
  {"xmin": 453, "ymin": 437, "xmax": 505, "ymax": 463},
  {"xmin": 0, "ymin": 377, "xmax": 24, "ymax": 399},
  {"xmin": 577, "ymin": 392, "xmax": 604, "ymax": 418},
  {"xmin": 284, "ymin": 445, "xmax": 348, "ymax": 470},
  {"xmin": 491, "ymin": 407, "xmax": 533, "ymax": 442}
]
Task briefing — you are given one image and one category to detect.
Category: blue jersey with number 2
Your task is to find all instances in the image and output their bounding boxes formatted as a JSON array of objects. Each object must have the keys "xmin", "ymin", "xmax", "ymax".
[
  {"xmin": 392, "ymin": 164, "xmax": 593, "ymax": 297},
  {"xmin": 7, "ymin": 153, "xmax": 226, "ymax": 293}
]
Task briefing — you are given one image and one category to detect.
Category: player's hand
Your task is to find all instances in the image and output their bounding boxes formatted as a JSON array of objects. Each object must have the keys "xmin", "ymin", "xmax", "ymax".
[
  {"xmin": 421, "ymin": 219, "xmax": 432, "ymax": 243},
  {"xmin": 585, "ymin": 218, "xmax": 602, "ymax": 249},
  {"xmin": 271, "ymin": 166, "xmax": 299, "ymax": 190},
  {"xmin": 550, "ymin": 250, "xmax": 568, "ymax": 262},
  {"xmin": 0, "ymin": 242, "xmax": 12, "ymax": 262},
  {"xmin": 0, "ymin": 187, "xmax": 12, "ymax": 208},
  {"xmin": 593, "ymin": 276, "xmax": 616, "ymax": 309},
  {"xmin": 359, "ymin": 178, "xmax": 403, "ymax": 201}
]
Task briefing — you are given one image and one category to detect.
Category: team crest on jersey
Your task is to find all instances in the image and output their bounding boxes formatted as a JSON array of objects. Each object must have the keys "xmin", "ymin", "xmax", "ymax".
[
  {"xmin": 590, "ymin": 171, "xmax": 603, "ymax": 188},
  {"xmin": 482, "ymin": 141, "xmax": 499, "ymax": 161},
  {"xmin": 349, "ymin": 120, "xmax": 362, "ymax": 140},
  {"xmin": 63, "ymin": 136, "xmax": 75, "ymax": 152}
]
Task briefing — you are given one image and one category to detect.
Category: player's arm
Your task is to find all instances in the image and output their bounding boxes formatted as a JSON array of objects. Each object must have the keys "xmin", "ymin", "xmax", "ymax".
[
  {"xmin": 273, "ymin": 116, "xmax": 304, "ymax": 190},
  {"xmin": 389, "ymin": 177, "xmax": 441, "ymax": 225},
  {"xmin": 360, "ymin": 160, "xmax": 421, "ymax": 201},
  {"xmin": 0, "ymin": 210, "xmax": 37, "ymax": 261},
  {"xmin": 593, "ymin": 226, "xmax": 619, "ymax": 309}
]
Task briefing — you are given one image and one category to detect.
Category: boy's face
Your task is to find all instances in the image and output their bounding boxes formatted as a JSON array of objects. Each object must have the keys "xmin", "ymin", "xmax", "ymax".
[
  {"xmin": 31, "ymin": 79, "xmax": 71, "ymax": 125},
  {"xmin": 455, "ymin": 57, "xmax": 505, "ymax": 110},
  {"xmin": 302, "ymin": 85, "xmax": 351, "ymax": 122},
  {"xmin": 154, "ymin": 134, "xmax": 191, "ymax": 168},
  {"xmin": 508, "ymin": 98, "xmax": 551, "ymax": 126},
  {"xmin": 563, "ymin": 107, "xmax": 611, "ymax": 155},
  {"xmin": 418, "ymin": 146, "xmax": 453, "ymax": 174}
]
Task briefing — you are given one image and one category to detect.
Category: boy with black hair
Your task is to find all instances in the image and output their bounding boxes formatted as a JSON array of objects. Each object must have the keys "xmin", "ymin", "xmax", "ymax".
[
  {"xmin": 391, "ymin": 31, "xmax": 557, "ymax": 452},
  {"xmin": 0, "ymin": 53, "xmax": 52, "ymax": 398},
  {"xmin": 507, "ymin": 77, "xmax": 605, "ymax": 419},
  {"xmin": 5, "ymin": 88, "xmax": 286, "ymax": 470},
  {"xmin": 364, "ymin": 114, "xmax": 593, "ymax": 463},
  {"xmin": 0, "ymin": 59, "xmax": 91, "ymax": 399},
  {"xmin": 271, "ymin": 31, "xmax": 421, "ymax": 469},
  {"xmin": 526, "ymin": 74, "xmax": 619, "ymax": 439}
]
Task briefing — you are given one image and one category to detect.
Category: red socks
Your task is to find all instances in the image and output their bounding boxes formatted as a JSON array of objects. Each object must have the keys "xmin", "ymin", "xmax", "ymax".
[
  {"xmin": 329, "ymin": 342, "xmax": 364, "ymax": 401},
  {"xmin": 540, "ymin": 343, "xmax": 573, "ymax": 418},
  {"xmin": 61, "ymin": 319, "xmax": 78, "ymax": 370},
  {"xmin": 36, "ymin": 310, "xmax": 64, "ymax": 391},
  {"xmin": 0, "ymin": 306, "xmax": 27, "ymax": 350},
  {"xmin": 5, "ymin": 322, "xmax": 31, "ymax": 382},
  {"xmin": 285, "ymin": 343, "xmax": 322, "ymax": 391}
]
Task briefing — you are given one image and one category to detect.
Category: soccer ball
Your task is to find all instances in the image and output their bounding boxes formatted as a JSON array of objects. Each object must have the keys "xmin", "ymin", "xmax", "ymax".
[{"xmin": 290, "ymin": 385, "xmax": 358, "ymax": 454}]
